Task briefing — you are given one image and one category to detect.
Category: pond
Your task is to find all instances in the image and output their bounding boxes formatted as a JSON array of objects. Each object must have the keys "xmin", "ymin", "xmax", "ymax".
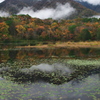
[{"xmin": 0, "ymin": 47, "xmax": 100, "ymax": 100}]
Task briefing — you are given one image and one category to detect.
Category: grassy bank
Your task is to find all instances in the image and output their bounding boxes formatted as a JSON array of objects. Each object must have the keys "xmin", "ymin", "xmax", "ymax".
[{"xmin": 15, "ymin": 41, "xmax": 100, "ymax": 49}]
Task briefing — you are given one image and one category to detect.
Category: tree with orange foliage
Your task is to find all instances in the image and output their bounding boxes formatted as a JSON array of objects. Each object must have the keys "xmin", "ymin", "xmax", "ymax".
[
  {"xmin": 36, "ymin": 26, "xmax": 45, "ymax": 36},
  {"xmin": 0, "ymin": 22, "xmax": 10, "ymax": 41},
  {"xmin": 16, "ymin": 25, "xmax": 26, "ymax": 38}
]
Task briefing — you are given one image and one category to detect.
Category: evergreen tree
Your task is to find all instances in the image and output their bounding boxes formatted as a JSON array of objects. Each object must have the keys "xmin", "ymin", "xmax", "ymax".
[
  {"xmin": 80, "ymin": 29, "xmax": 91, "ymax": 41},
  {"xmin": 96, "ymin": 28, "xmax": 100, "ymax": 40},
  {"xmin": 68, "ymin": 25, "xmax": 77, "ymax": 34}
]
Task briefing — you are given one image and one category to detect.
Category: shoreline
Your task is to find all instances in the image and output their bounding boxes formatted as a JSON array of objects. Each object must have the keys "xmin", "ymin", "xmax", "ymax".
[{"xmin": 16, "ymin": 41, "xmax": 100, "ymax": 49}]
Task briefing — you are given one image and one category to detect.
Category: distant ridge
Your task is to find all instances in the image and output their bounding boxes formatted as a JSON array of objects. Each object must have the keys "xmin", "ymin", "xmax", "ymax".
[
  {"xmin": 74, "ymin": 0, "xmax": 100, "ymax": 13},
  {"xmin": 0, "ymin": 0, "xmax": 98, "ymax": 19}
]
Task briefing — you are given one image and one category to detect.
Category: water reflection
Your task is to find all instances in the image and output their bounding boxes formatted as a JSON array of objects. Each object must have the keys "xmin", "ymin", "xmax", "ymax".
[
  {"xmin": 1, "ymin": 47, "xmax": 100, "ymax": 63},
  {"xmin": 0, "ymin": 47, "xmax": 100, "ymax": 100},
  {"xmin": 0, "ymin": 73, "xmax": 100, "ymax": 100},
  {"xmin": 0, "ymin": 77, "xmax": 3, "ymax": 80},
  {"xmin": 27, "ymin": 74, "xmax": 100, "ymax": 100}
]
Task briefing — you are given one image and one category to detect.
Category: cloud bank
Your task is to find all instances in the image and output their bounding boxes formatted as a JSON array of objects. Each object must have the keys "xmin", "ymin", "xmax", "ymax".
[
  {"xmin": 0, "ymin": 11, "xmax": 10, "ymax": 17},
  {"xmin": 0, "ymin": 0, "xmax": 5, "ymax": 3},
  {"xmin": 17, "ymin": 3, "xmax": 76, "ymax": 20},
  {"xmin": 91, "ymin": 15, "xmax": 100, "ymax": 19},
  {"xmin": 76, "ymin": 0, "xmax": 100, "ymax": 5}
]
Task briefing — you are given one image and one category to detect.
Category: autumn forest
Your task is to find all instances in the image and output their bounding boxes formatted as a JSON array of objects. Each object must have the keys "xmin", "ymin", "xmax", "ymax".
[{"xmin": 1, "ymin": 15, "xmax": 100, "ymax": 45}]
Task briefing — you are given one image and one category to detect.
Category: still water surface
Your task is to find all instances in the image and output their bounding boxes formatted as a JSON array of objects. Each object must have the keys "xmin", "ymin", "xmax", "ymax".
[{"xmin": 0, "ymin": 47, "xmax": 100, "ymax": 100}]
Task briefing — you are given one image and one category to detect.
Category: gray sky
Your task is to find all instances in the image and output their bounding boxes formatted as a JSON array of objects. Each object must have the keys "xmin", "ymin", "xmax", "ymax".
[
  {"xmin": 76, "ymin": 0, "xmax": 100, "ymax": 5},
  {"xmin": 0, "ymin": 0, "xmax": 5, "ymax": 3}
]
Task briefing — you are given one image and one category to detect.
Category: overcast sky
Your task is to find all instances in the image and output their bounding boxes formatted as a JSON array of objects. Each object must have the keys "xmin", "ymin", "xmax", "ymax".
[
  {"xmin": 0, "ymin": 0, "xmax": 5, "ymax": 3},
  {"xmin": 76, "ymin": 0, "xmax": 100, "ymax": 5}
]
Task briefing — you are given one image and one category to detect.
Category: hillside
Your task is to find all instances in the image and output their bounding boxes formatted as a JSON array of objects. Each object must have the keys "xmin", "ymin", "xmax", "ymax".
[
  {"xmin": 0, "ymin": 0, "xmax": 98, "ymax": 19},
  {"xmin": 0, "ymin": 15, "xmax": 100, "ymax": 44},
  {"xmin": 74, "ymin": 0, "xmax": 100, "ymax": 13}
]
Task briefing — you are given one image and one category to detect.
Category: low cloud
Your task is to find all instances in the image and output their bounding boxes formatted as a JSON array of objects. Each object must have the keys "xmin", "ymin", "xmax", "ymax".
[
  {"xmin": 0, "ymin": 11, "xmax": 10, "ymax": 17},
  {"xmin": 76, "ymin": 0, "xmax": 100, "ymax": 5},
  {"xmin": 91, "ymin": 15, "xmax": 100, "ymax": 18},
  {"xmin": 17, "ymin": 3, "xmax": 76, "ymax": 20},
  {"xmin": 0, "ymin": 0, "xmax": 5, "ymax": 3}
]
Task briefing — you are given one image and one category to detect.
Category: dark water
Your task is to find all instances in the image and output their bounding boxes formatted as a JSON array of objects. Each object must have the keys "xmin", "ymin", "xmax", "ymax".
[
  {"xmin": 1, "ymin": 47, "xmax": 100, "ymax": 62},
  {"xmin": 0, "ymin": 47, "xmax": 100, "ymax": 100},
  {"xmin": 0, "ymin": 74, "xmax": 100, "ymax": 100}
]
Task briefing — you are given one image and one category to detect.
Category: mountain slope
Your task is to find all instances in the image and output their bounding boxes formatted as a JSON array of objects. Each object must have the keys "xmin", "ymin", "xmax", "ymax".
[
  {"xmin": 0, "ymin": 0, "xmax": 28, "ymax": 14},
  {"xmin": 74, "ymin": 0, "xmax": 100, "ymax": 13},
  {"xmin": 0, "ymin": 0, "xmax": 98, "ymax": 18}
]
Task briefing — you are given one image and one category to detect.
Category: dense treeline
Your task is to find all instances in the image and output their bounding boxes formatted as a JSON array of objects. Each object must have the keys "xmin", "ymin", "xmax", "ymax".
[{"xmin": 1, "ymin": 15, "xmax": 100, "ymax": 45}]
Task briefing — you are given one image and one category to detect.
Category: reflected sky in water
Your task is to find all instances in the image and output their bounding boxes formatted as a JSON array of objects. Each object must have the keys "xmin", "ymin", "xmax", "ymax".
[{"xmin": 0, "ymin": 73, "xmax": 100, "ymax": 100}]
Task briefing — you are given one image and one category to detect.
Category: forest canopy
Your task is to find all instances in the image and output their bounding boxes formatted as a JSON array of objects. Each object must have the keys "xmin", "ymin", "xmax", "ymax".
[{"xmin": 1, "ymin": 15, "xmax": 100, "ymax": 45}]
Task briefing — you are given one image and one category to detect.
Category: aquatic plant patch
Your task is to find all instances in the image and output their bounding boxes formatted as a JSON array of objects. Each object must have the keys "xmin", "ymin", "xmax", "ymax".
[
  {"xmin": 66, "ymin": 59, "xmax": 100, "ymax": 66},
  {"xmin": 0, "ymin": 58, "xmax": 100, "ymax": 100},
  {"xmin": 0, "ymin": 59, "xmax": 100, "ymax": 85}
]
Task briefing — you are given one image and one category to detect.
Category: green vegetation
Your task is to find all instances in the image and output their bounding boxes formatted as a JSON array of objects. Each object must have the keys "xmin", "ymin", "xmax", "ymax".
[
  {"xmin": 80, "ymin": 29, "xmax": 91, "ymax": 41},
  {"xmin": 67, "ymin": 59, "xmax": 100, "ymax": 66},
  {"xmin": 68, "ymin": 25, "xmax": 77, "ymax": 34},
  {"xmin": 96, "ymin": 28, "xmax": 100, "ymax": 40}
]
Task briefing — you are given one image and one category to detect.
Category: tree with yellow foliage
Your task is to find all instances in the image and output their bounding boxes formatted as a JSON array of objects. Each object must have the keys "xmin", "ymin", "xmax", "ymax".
[{"xmin": 0, "ymin": 22, "xmax": 10, "ymax": 41}]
